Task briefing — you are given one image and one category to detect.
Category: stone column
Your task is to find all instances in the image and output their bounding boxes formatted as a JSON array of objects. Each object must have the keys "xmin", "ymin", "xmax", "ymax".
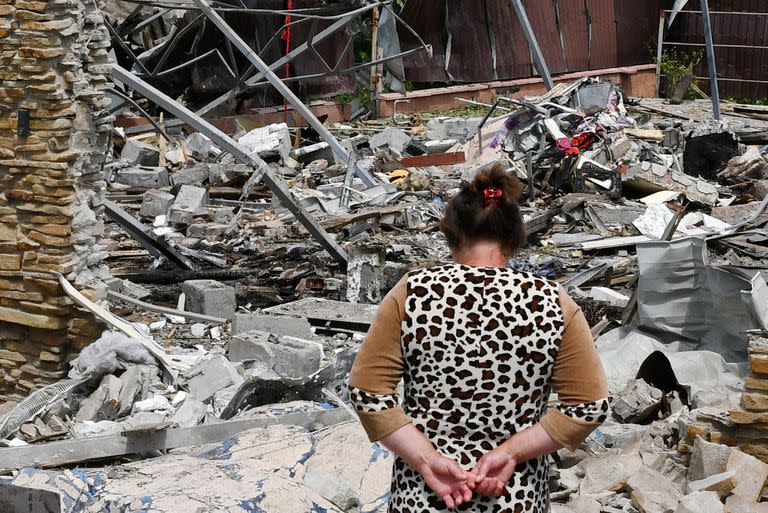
[{"xmin": 0, "ymin": 0, "xmax": 112, "ymax": 399}]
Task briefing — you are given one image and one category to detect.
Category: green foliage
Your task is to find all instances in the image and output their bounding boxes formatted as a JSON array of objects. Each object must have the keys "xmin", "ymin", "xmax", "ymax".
[
  {"xmin": 655, "ymin": 48, "xmax": 703, "ymax": 99},
  {"xmin": 722, "ymin": 96, "xmax": 768, "ymax": 106}
]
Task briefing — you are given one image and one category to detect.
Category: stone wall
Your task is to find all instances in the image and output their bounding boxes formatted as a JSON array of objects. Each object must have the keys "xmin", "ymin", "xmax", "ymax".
[{"xmin": 0, "ymin": 0, "xmax": 112, "ymax": 399}]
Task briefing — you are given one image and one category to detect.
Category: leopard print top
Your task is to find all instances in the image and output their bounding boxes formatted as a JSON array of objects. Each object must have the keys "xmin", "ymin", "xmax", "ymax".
[{"xmin": 350, "ymin": 264, "xmax": 609, "ymax": 513}]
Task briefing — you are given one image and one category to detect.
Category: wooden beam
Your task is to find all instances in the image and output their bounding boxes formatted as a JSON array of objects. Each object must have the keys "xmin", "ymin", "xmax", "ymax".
[
  {"xmin": 400, "ymin": 152, "xmax": 466, "ymax": 167},
  {"xmin": 0, "ymin": 408, "xmax": 351, "ymax": 472}
]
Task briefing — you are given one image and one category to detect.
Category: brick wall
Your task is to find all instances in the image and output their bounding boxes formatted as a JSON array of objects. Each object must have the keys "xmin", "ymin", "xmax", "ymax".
[{"xmin": 0, "ymin": 0, "xmax": 112, "ymax": 400}]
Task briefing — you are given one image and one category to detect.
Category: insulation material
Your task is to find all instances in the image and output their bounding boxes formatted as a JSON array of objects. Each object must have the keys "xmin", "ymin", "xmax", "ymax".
[
  {"xmin": 634, "ymin": 237, "xmax": 768, "ymax": 362},
  {"xmin": 69, "ymin": 332, "xmax": 156, "ymax": 379}
]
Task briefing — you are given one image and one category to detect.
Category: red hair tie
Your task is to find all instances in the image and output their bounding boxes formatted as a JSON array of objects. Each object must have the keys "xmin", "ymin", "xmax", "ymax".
[{"xmin": 482, "ymin": 187, "xmax": 503, "ymax": 207}]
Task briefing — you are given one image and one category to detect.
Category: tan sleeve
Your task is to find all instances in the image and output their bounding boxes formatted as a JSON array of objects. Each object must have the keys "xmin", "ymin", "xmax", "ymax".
[
  {"xmin": 540, "ymin": 286, "xmax": 610, "ymax": 451},
  {"xmin": 348, "ymin": 276, "xmax": 411, "ymax": 442}
]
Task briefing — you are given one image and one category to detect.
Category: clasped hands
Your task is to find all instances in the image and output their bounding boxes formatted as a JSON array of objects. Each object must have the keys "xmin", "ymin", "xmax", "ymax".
[{"xmin": 417, "ymin": 445, "xmax": 518, "ymax": 509}]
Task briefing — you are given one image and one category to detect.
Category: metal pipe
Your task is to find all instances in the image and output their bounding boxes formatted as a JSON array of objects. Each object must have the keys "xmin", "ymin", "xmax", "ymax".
[
  {"xmin": 700, "ymin": 0, "xmax": 721, "ymax": 120},
  {"xmin": 661, "ymin": 41, "xmax": 768, "ymax": 50},
  {"xmin": 509, "ymin": 0, "xmax": 554, "ymax": 90},
  {"xmin": 664, "ymin": 9, "xmax": 768, "ymax": 16},
  {"xmin": 111, "ymin": 64, "xmax": 348, "ymax": 266},
  {"xmin": 656, "ymin": 11, "xmax": 666, "ymax": 97},
  {"xmin": 193, "ymin": 0, "xmax": 376, "ymax": 187}
]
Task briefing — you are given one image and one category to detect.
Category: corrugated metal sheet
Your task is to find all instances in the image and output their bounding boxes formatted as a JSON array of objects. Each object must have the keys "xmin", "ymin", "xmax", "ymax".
[
  {"xmin": 398, "ymin": 0, "xmax": 663, "ymax": 84},
  {"xmin": 666, "ymin": 0, "xmax": 768, "ymax": 100}
]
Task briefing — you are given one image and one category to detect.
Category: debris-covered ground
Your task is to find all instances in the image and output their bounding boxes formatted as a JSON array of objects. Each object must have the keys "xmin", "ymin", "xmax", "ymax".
[{"xmin": 2, "ymin": 76, "xmax": 768, "ymax": 513}]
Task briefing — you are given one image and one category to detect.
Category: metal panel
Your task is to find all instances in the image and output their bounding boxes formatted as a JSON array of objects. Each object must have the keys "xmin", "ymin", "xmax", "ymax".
[
  {"xmin": 522, "ymin": 0, "xmax": 567, "ymax": 74},
  {"xmin": 445, "ymin": 0, "xmax": 494, "ymax": 82},
  {"xmin": 558, "ymin": 0, "xmax": 590, "ymax": 72},
  {"xmin": 585, "ymin": 0, "xmax": 618, "ymax": 70},
  {"xmin": 398, "ymin": 0, "xmax": 449, "ymax": 83}
]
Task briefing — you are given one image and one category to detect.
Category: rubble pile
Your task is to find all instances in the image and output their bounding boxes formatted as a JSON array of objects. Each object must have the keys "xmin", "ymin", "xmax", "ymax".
[{"xmin": 2, "ymin": 77, "xmax": 768, "ymax": 511}]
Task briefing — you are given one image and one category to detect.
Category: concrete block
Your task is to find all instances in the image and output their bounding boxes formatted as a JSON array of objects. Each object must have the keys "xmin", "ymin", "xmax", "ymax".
[
  {"xmin": 170, "ymin": 397, "xmax": 207, "ymax": 428},
  {"xmin": 120, "ymin": 140, "xmax": 160, "ymax": 166},
  {"xmin": 168, "ymin": 185, "xmax": 208, "ymax": 225},
  {"xmin": 181, "ymin": 279, "xmax": 236, "ymax": 319},
  {"xmin": 232, "ymin": 313, "xmax": 315, "ymax": 338},
  {"xmin": 291, "ymin": 141, "xmax": 335, "ymax": 165},
  {"xmin": 172, "ymin": 163, "xmax": 210, "ymax": 186},
  {"xmin": 114, "ymin": 167, "xmax": 170, "ymax": 188},
  {"xmin": 184, "ymin": 355, "xmax": 244, "ymax": 403},
  {"xmin": 369, "ymin": 127, "xmax": 411, "ymax": 153},
  {"xmin": 139, "ymin": 189, "xmax": 175, "ymax": 218},
  {"xmin": 229, "ymin": 330, "xmax": 323, "ymax": 379},
  {"xmin": 239, "ymin": 123, "xmax": 291, "ymax": 159},
  {"xmin": 208, "ymin": 163, "xmax": 251, "ymax": 186}
]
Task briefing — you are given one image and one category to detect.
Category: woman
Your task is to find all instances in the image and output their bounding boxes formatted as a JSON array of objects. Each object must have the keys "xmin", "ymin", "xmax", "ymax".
[{"xmin": 348, "ymin": 163, "xmax": 609, "ymax": 513}]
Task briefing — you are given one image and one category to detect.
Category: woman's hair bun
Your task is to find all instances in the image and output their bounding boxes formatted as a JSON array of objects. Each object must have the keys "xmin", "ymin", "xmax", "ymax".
[{"xmin": 467, "ymin": 162, "xmax": 523, "ymax": 206}]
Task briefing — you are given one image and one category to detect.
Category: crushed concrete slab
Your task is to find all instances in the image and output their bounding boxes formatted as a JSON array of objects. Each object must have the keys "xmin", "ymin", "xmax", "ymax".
[
  {"xmin": 229, "ymin": 330, "xmax": 323, "ymax": 379},
  {"xmin": 725, "ymin": 450, "xmax": 768, "ymax": 505},
  {"xmin": 170, "ymin": 397, "xmax": 207, "ymax": 428},
  {"xmin": 369, "ymin": 127, "xmax": 411, "ymax": 153},
  {"xmin": 232, "ymin": 313, "xmax": 315, "ymax": 338},
  {"xmin": 183, "ymin": 355, "xmax": 244, "ymax": 403},
  {"xmin": 172, "ymin": 163, "xmax": 210, "ymax": 186},
  {"xmin": 303, "ymin": 467, "xmax": 359, "ymax": 511},
  {"xmin": 579, "ymin": 453, "xmax": 643, "ymax": 494}
]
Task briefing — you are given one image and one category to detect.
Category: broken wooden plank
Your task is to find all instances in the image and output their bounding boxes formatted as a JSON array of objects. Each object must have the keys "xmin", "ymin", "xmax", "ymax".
[
  {"xmin": 400, "ymin": 152, "xmax": 466, "ymax": 167},
  {"xmin": 0, "ymin": 407, "xmax": 351, "ymax": 471}
]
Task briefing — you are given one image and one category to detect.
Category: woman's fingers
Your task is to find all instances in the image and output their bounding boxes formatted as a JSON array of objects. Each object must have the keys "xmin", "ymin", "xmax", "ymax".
[
  {"xmin": 461, "ymin": 483, "xmax": 473, "ymax": 502},
  {"xmin": 493, "ymin": 480, "xmax": 505, "ymax": 496},
  {"xmin": 447, "ymin": 460, "xmax": 467, "ymax": 481},
  {"xmin": 442, "ymin": 494, "xmax": 456, "ymax": 509},
  {"xmin": 473, "ymin": 457, "xmax": 491, "ymax": 482}
]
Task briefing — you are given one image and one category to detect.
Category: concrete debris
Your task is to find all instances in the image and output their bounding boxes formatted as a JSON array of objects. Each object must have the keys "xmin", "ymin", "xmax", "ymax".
[
  {"xmin": 182, "ymin": 354, "xmax": 244, "ymax": 403},
  {"xmin": 120, "ymin": 140, "xmax": 161, "ymax": 167},
  {"xmin": 675, "ymin": 491, "xmax": 725, "ymax": 513},
  {"xmin": 626, "ymin": 467, "xmax": 683, "ymax": 513},
  {"xmin": 181, "ymin": 279, "xmax": 236, "ymax": 319}
]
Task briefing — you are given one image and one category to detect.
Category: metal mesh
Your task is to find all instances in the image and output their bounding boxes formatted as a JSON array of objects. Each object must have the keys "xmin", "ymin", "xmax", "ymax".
[{"xmin": 0, "ymin": 377, "xmax": 88, "ymax": 441}]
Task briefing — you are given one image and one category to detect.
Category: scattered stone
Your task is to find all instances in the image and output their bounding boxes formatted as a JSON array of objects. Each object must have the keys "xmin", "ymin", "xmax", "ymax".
[
  {"xmin": 590, "ymin": 286, "xmax": 630, "ymax": 307},
  {"xmin": 725, "ymin": 450, "xmax": 768, "ymax": 505},
  {"xmin": 600, "ymin": 423, "xmax": 650, "ymax": 449},
  {"xmin": 580, "ymin": 453, "xmax": 643, "ymax": 494},
  {"xmin": 120, "ymin": 140, "xmax": 160, "ymax": 166},
  {"xmin": 552, "ymin": 496, "xmax": 601, "ymax": 513},
  {"xmin": 687, "ymin": 437, "xmax": 734, "ymax": 482},
  {"xmin": 426, "ymin": 116, "xmax": 482, "ymax": 141},
  {"xmin": 181, "ymin": 279, "xmax": 236, "ymax": 319},
  {"xmin": 685, "ymin": 470, "xmax": 735, "ymax": 499},
  {"xmin": 675, "ymin": 491, "xmax": 724, "ymax": 513},
  {"xmin": 626, "ymin": 467, "xmax": 683, "ymax": 513}
]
